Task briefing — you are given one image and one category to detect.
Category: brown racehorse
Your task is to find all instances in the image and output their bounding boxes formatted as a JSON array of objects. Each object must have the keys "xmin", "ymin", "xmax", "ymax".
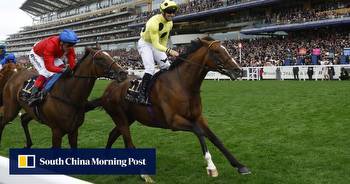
[
  {"xmin": 86, "ymin": 37, "xmax": 251, "ymax": 178},
  {"xmin": 0, "ymin": 47, "xmax": 127, "ymax": 148},
  {"xmin": 0, "ymin": 63, "xmax": 23, "ymax": 107}
]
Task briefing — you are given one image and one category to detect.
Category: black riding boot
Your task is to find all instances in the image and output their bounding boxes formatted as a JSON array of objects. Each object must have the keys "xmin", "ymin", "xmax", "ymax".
[
  {"xmin": 137, "ymin": 73, "xmax": 152, "ymax": 105},
  {"xmin": 27, "ymin": 87, "xmax": 41, "ymax": 106}
]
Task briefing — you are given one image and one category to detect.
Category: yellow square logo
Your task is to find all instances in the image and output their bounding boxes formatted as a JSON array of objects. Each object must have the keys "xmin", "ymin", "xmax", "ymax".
[{"xmin": 18, "ymin": 155, "xmax": 35, "ymax": 168}]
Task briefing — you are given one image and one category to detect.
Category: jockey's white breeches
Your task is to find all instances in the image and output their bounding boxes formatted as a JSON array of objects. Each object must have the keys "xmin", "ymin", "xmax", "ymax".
[
  {"xmin": 29, "ymin": 49, "xmax": 64, "ymax": 78},
  {"xmin": 137, "ymin": 38, "xmax": 170, "ymax": 75}
]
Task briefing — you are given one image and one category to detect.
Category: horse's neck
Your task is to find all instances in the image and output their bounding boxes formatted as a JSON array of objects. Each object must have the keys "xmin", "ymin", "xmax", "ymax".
[
  {"xmin": 176, "ymin": 52, "xmax": 208, "ymax": 93},
  {"xmin": 58, "ymin": 65, "xmax": 96, "ymax": 104},
  {"xmin": 66, "ymin": 78, "xmax": 96, "ymax": 103}
]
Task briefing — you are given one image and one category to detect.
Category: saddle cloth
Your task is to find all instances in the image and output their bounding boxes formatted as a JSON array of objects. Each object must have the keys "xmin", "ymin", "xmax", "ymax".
[
  {"xmin": 19, "ymin": 73, "xmax": 62, "ymax": 104},
  {"xmin": 125, "ymin": 69, "xmax": 166, "ymax": 104}
]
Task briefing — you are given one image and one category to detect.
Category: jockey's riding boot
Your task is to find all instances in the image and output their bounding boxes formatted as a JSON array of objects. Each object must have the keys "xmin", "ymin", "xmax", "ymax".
[
  {"xmin": 137, "ymin": 73, "xmax": 152, "ymax": 105},
  {"xmin": 27, "ymin": 87, "xmax": 41, "ymax": 106}
]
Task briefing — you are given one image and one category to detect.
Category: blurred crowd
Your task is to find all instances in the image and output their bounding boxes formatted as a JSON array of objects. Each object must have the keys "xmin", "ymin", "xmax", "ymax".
[
  {"xmin": 223, "ymin": 28, "xmax": 350, "ymax": 67},
  {"xmin": 8, "ymin": 0, "xmax": 350, "ymax": 70},
  {"xmin": 263, "ymin": 1, "xmax": 350, "ymax": 25}
]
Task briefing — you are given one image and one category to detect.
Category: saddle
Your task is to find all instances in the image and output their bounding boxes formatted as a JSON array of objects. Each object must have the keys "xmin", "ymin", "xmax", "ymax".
[
  {"xmin": 125, "ymin": 69, "xmax": 166, "ymax": 105},
  {"xmin": 19, "ymin": 77, "xmax": 43, "ymax": 105}
]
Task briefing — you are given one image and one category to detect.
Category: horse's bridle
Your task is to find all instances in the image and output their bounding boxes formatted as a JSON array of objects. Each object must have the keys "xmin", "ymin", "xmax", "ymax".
[{"xmin": 72, "ymin": 50, "xmax": 120, "ymax": 79}]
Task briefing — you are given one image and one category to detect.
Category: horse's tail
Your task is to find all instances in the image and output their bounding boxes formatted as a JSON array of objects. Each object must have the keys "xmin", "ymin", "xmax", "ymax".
[{"xmin": 85, "ymin": 97, "xmax": 103, "ymax": 112}]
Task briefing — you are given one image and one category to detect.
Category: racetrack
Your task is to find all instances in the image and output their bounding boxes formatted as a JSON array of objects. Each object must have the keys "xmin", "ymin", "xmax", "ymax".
[{"xmin": 0, "ymin": 80, "xmax": 349, "ymax": 184}]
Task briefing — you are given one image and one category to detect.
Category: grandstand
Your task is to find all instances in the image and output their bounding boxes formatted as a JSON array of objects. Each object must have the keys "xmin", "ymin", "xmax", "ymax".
[{"xmin": 4, "ymin": 0, "xmax": 350, "ymax": 76}]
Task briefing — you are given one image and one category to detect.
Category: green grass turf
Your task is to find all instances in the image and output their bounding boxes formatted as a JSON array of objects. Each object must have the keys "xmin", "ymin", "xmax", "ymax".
[{"xmin": 1, "ymin": 80, "xmax": 349, "ymax": 184}]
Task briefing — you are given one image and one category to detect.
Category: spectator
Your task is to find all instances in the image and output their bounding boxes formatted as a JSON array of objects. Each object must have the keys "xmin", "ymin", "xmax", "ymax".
[
  {"xmin": 339, "ymin": 67, "xmax": 349, "ymax": 80},
  {"xmin": 292, "ymin": 62, "xmax": 299, "ymax": 80}
]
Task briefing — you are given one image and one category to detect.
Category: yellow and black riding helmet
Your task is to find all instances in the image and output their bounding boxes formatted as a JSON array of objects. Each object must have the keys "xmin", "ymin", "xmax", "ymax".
[{"xmin": 160, "ymin": 0, "xmax": 179, "ymax": 14}]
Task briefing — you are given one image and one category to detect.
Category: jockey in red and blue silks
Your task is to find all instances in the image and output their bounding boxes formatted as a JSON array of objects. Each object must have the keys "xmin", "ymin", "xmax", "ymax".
[
  {"xmin": 28, "ymin": 29, "xmax": 79, "ymax": 105},
  {"xmin": 0, "ymin": 53, "xmax": 16, "ymax": 70},
  {"xmin": 0, "ymin": 45, "xmax": 6, "ymax": 61}
]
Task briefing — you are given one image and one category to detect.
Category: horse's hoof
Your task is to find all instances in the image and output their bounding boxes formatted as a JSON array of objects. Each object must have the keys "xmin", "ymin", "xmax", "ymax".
[
  {"xmin": 238, "ymin": 167, "xmax": 251, "ymax": 175},
  {"xmin": 207, "ymin": 168, "xmax": 219, "ymax": 177},
  {"xmin": 140, "ymin": 174, "xmax": 155, "ymax": 183}
]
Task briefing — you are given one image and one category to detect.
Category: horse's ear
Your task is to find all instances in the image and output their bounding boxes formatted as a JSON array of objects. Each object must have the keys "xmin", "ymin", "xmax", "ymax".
[
  {"xmin": 199, "ymin": 38, "xmax": 210, "ymax": 46},
  {"xmin": 95, "ymin": 42, "xmax": 101, "ymax": 50}
]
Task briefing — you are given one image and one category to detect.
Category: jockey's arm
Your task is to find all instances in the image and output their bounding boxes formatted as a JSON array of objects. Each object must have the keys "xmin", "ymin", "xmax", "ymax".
[
  {"xmin": 160, "ymin": 22, "xmax": 171, "ymax": 48},
  {"xmin": 67, "ymin": 48, "xmax": 76, "ymax": 70},
  {"xmin": 160, "ymin": 35, "xmax": 169, "ymax": 48},
  {"xmin": 149, "ymin": 24, "xmax": 168, "ymax": 52},
  {"xmin": 43, "ymin": 48, "xmax": 64, "ymax": 73}
]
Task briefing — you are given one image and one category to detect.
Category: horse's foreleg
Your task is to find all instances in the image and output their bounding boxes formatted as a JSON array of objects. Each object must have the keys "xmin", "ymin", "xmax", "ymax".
[
  {"xmin": 197, "ymin": 117, "xmax": 251, "ymax": 175},
  {"xmin": 20, "ymin": 113, "xmax": 33, "ymax": 148},
  {"xmin": 168, "ymin": 114, "xmax": 219, "ymax": 176},
  {"xmin": 68, "ymin": 129, "xmax": 78, "ymax": 148},
  {"xmin": 193, "ymin": 125, "xmax": 218, "ymax": 177},
  {"xmin": 51, "ymin": 128, "xmax": 63, "ymax": 148}
]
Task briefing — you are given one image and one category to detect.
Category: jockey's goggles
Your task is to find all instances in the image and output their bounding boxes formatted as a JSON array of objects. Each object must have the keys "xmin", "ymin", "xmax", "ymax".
[{"xmin": 164, "ymin": 7, "xmax": 177, "ymax": 14}]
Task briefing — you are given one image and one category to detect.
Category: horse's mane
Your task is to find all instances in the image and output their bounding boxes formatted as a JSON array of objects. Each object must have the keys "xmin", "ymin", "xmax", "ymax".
[
  {"xmin": 168, "ymin": 36, "xmax": 215, "ymax": 71},
  {"xmin": 74, "ymin": 47, "xmax": 95, "ymax": 71}
]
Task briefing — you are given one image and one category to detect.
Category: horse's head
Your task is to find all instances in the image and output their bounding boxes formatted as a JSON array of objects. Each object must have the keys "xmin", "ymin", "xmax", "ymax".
[
  {"xmin": 1, "ymin": 63, "xmax": 19, "ymax": 74},
  {"xmin": 0, "ymin": 63, "xmax": 21, "ymax": 87},
  {"xmin": 198, "ymin": 37, "xmax": 242, "ymax": 80},
  {"xmin": 76, "ymin": 47, "xmax": 128, "ymax": 82}
]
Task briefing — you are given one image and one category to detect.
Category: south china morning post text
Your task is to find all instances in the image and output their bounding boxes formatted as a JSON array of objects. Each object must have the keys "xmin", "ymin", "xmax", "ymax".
[
  {"xmin": 9, "ymin": 148, "xmax": 156, "ymax": 175},
  {"xmin": 39, "ymin": 157, "xmax": 146, "ymax": 167}
]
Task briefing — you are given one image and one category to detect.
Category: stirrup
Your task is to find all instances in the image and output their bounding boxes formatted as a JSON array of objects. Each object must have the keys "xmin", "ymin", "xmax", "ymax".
[
  {"xmin": 28, "ymin": 96, "xmax": 40, "ymax": 106},
  {"xmin": 27, "ymin": 91, "xmax": 44, "ymax": 106}
]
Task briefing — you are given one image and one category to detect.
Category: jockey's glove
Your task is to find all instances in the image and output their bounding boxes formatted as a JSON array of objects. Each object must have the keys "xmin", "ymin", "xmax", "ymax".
[
  {"xmin": 168, "ymin": 49, "xmax": 179, "ymax": 57},
  {"xmin": 61, "ymin": 66, "xmax": 73, "ymax": 77}
]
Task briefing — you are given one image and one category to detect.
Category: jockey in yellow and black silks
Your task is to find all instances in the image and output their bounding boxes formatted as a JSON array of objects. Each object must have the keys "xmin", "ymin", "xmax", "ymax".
[{"xmin": 136, "ymin": 0, "xmax": 180, "ymax": 105}]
